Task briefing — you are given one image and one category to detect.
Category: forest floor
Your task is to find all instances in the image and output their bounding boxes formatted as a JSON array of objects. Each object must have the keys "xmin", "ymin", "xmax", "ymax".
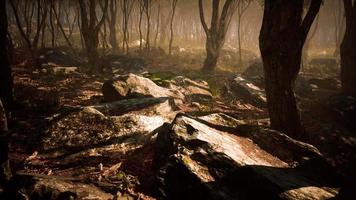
[{"xmin": 5, "ymin": 49, "xmax": 356, "ymax": 198}]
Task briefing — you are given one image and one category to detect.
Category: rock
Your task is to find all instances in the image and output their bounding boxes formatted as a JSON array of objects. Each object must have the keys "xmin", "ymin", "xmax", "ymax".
[
  {"xmin": 169, "ymin": 76, "xmax": 213, "ymax": 103},
  {"xmin": 242, "ymin": 61, "xmax": 264, "ymax": 78},
  {"xmin": 308, "ymin": 78, "xmax": 340, "ymax": 90},
  {"xmin": 242, "ymin": 63, "xmax": 312, "ymax": 96},
  {"xmin": 2, "ymin": 173, "xmax": 113, "ymax": 200},
  {"xmin": 224, "ymin": 75, "xmax": 267, "ymax": 107},
  {"xmin": 100, "ymin": 54, "xmax": 145, "ymax": 75},
  {"xmin": 0, "ymin": 100, "xmax": 7, "ymax": 132},
  {"xmin": 294, "ymin": 76, "xmax": 312, "ymax": 96},
  {"xmin": 328, "ymin": 96, "xmax": 356, "ymax": 133},
  {"xmin": 308, "ymin": 57, "xmax": 339, "ymax": 76},
  {"xmin": 154, "ymin": 114, "xmax": 341, "ymax": 200},
  {"xmin": 37, "ymin": 48, "xmax": 83, "ymax": 67},
  {"xmin": 41, "ymin": 65, "xmax": 78, "ymax": 76},
  {"xmin": 102, "ymin": 74, "xmax": 184, "ymax": 103},
  {"xmin": 41, "ymin": 97, "xmax": 178, "ymax": 155}
]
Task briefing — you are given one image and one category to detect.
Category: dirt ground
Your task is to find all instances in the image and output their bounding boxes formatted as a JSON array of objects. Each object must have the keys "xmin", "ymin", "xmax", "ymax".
[{"xmin": 6, "ymin": 52, "xmax": 356, "ymax": 198}]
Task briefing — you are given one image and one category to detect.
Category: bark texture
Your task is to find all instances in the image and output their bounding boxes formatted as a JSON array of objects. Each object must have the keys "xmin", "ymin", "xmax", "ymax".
[
  {"xmin": 259, "ymin": 0, "xmax": 321, "ymax": 137},
  {"xmin": 340, "ymin": 0, "xmax": 356, "ymax": 97}
]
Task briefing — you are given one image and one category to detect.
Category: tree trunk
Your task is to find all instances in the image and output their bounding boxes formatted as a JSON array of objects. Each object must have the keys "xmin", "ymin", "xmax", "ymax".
[
  {"xmin": 0, "ymin": 0, "xmax": 12, "ymax": 185},
  {"xmin": 168, "ymin": 0, "xmax": 178, "ymax": 56},
  {"xmin": 260, "ymin": 0, "xmax": 321, "ymax": 138},
  {"xmin": 203, "ymin": 37, "xmax": 220, "ymax": 71},
  {"xmin": 78, "ymin": 0, "xmax": 108, "ymax": 71},
  {"xmin": 340, "ymin": 0, "xmax": 356, "ymax": 97},
  {"xmin": 0, "ymin": 1, "xmax": 13, "ymax": 111},
  {"xmin": 199, "ymin": 0, "xmax": 238, "ymax": 71},
  {"xmin": 262, "ymin": 53, "xmax": 304, "ymax": 137},
  {"xmin": 108, "ymin": 0, "xmax": 118, "ymax": 53}
]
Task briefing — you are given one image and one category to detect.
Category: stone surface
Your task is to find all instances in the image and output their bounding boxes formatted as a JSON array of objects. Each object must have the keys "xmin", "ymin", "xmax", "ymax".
[
  {"xmin": 41, "ymin": 97, "xmax": 177, "ymax": 156},
  {"xmin": 242, "ymin": 63, "xmax": 312, "ymax": 96},
  {"xmin": 2, "ymin": 173, "xmax": 113, "ymax": 200},
  {"xmin": 308, "ymin": 78, "xmax": 340, "ymax": 90},
  {"xmin": 37, "ymin": 48, "xmax": 83, "ymax": 67},
  {"xmin": 223, "ymin": 75, "xmax": 267, "ymax": 107},
  {"xmin": 328, "ymin": 96, "xmax": 356, "ymax": 133},
  {"xmin": 308, "ymin": 57, "xmax": 339, "ymax": 76},
  {"xmin": 102, "ymin": 74, "xmax": 184, "ymax": 102},
  {"xmin": 100, "ymin": 54, "xmax": 146, "ymax": 75},
  {"xmin": 155, "ymin": 114, "xmax": 340, "ymax": 200},
  {"xmin": 169, "ymin": 76, "xmax": 213, "ymax": 103}
]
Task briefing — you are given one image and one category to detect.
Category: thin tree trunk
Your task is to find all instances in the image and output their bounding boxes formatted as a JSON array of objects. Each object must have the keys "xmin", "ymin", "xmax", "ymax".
[
  {"xmin": 340, "ymin": 0, "xmax": 356, "ymax": 97},
  {"xmin": 154, "ymin": 0, "xmax": 160, "ymax": 47},
  {"xmin": 169, "ymin": 0, "xmax": 178, "ymax": 55}
]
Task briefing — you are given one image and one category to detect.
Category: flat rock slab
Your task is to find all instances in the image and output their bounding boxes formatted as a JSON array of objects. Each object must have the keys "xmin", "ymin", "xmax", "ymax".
[
  {"xmin": 3, "ymin": 173, "xmax": 113, "ymax": 200},
  {"xmin": 224, "ymin": 75, "xmax": 267, "ymax": 107},
  {"xmin": 169, "ymin": 76, "xmax": 213, "ymax": 103},
  {"xmin": 155, "ymin": 114, "xmax": 340, "ymax": 200},
  {"xmin": 102, "ymin": 73, "xmax": 184, "ymax": 103},
  {"xmin": 41, "ymin": 97, "xmax": 177, "ymax": 156}
]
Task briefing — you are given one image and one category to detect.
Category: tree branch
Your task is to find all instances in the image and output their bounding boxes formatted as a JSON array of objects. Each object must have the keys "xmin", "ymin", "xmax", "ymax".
[
  {"xmin": 198, "ymin": 0, "xmax": 209, "ymax": 34},
  {"xmin": 299, "ymin": 0, "xmax": 322, "ymax": 42}
]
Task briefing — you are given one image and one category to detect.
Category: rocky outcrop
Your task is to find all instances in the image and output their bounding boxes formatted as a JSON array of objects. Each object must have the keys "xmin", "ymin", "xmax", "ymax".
[
  {"xmin": 169, "ymin": 76, "xmax": 213, "ymax": 103},
  {"xmin": 242, "ymin": 63, "xmax": 312, "ymax": 96},
  {"xmin": 308, "ymin": 77, "xmax": 340, "ymax": 90},
  {"xmin": 154, "ymin": 113, "xmax": 341, "ymax": 200},
  {"xmin": 100, "ymin": 54, "xmax": 146, "ymax": 75},
  {"xmin": 102, "ymin": 74, "xmax": 184, "ymax": 103},
  {"xmin": 328, "ymin": 96, "xmax": 356, "ymax": 133},
  {"xmin": 223, "ymin": 75, "xmax": 267, "ymax": 107},
  {"xmin": 2, "ymin": 173, "xmax": 113, "ymax": 200},
  {"xmin": 37, "ymin": 48, "xmax": 83, "ymax": 67},
  {"xmin": 41, "ymin": 97, "xmax": 178, "ymax": 156},
  {"xmin": 102, "ymin": 74, "xmax": 213, "ymax": 105},
  {"xmin": 308, "ymin": 57, "xmax": 339, "ymax": 76}
]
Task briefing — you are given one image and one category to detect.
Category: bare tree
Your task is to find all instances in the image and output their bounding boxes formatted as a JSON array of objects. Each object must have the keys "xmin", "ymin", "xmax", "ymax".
[
  {"xmin": 139, "ymin": 0, "xmax": 144, "ymax": 52},
  {"xmin": 154, "ymin": 0, "xmax": 161, "ymax": 47},
  {"xmin": 199, "ymin": 0, "xmax": 238, "ymax": 71},
  {"xmin": 51, "ymin": 0, "xmax": 74, "ymax": 51},
  {"xmin": 120, "ymin": 0, "xmax": 135, "ymax": 54},
  {"xmin": 9, "ymin": 0, "xmax": 48, "ymax": 58},
  {"xmin": 78, "ymin": 0, "xmax": 108, "ymax": 71},
  {"xmin": 259, "ymin": 0, "xmax": 322, "ymax": 137},
  {"xmin": 168, "ymin": 0, "xmax": 178, "ymax": 55},
  {"xmin": 236, "ymin": 0, "xmax": 252, "ymax": 66},
  {"xmin": 107, "ymin": 0, "xmax": 119, "ymax": 53},
  {"xmin": 143, "ymin": 0, "xmax": 156, "ymax": 52}
]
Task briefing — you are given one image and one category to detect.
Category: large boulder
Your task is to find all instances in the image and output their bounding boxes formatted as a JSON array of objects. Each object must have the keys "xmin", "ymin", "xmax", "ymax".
[
  {"xmin": 242, "ymin": 61, "xmax": 264, "ymax": 78},
  {"xmin": 242, "ymin": 62, "xmax": 312, "ymax": 96},
  {"xmin": 328, "ymin": 96, "xmax": 356, "ymax": 133},
  {"xmin": 41, "ymin": 97, "xmax": 178, "ymax": 156},
  {"xmin": 100, "ymin": 54, "xmax": 146, "ymax": 75},
  {"xmin": 37, "ymin": 48, "xmax": 83, "ymax": 67},
  {"xmin": 102, "ymin": 74, "xmax": 184, "ymax": 103},
  {"xmin": 308, "ymin": 57, "xmax": 339, "ymax": 76},
  {"xmin": 308, "ymin": 77, "xmax": 340, "ymax": 90},
  {"xmin": 169, "ymin": 76, "xmax": 213, "ymax": 103},
  {"xmin": 154, "ymin": 113, "xmax": 341, "ymax": 200},
  {"xmin": 223, "ymin": 75, "xmax": 267, "ymax": 108},
  {"xmin": 2, "ymin": 173, "xmax": 113, "ymax": 200}
]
